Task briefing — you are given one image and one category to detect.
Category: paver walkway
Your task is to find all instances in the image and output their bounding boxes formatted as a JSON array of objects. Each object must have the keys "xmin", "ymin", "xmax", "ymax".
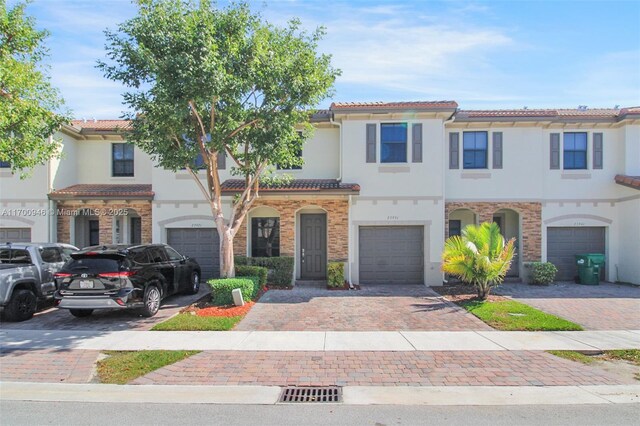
[
  {"xmin": 496, "ymin": 282, "xmax": 640, "ymax": 330},
  {"xmin": 236, "ymin": 285, "xmax": 491, "ymax": 331},
  {"xmin": 131, "ymin": 350, "xmax": 626, "ymax": 387},
  {"xmin": 0, "ymin": 349, "xmax": 99, "ymax": 383}
]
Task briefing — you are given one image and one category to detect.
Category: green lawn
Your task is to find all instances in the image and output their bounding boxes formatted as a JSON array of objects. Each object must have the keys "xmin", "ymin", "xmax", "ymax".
[
  {"xmin": 547, "ymin": 350, "xmax": 596, "ymax": 364},
  {"xmin": 604, "ymin": 349, "xmax": 640, "ymax": 366},
  {"xmin": 151, "ymin": 313, "xmax": 243, "ymax": 331},
  {"xmin": 460, "ymin": 300, "xmax": 583, "ymax": 331},
  {"xmin": 97, "ymin": 350, "xmax": 200, "ymax": 384}
]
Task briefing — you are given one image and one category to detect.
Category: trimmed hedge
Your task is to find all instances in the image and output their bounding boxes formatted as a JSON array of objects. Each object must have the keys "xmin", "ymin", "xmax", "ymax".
[
  {"xmin": 327, "ymin": 262, "xmax": 344, "ymax": 288},
  {"xmin": 208, "ymin": 277, "xmax": 256, "ymax": 305},
  {"xmin": 235, "ymin": 256, "xmax": 294, "ymax": 287},
  {"xmin": 527, "ymin": 262, "xmax": 558, "ymax": 285},
  {"xmin": 236, "ymin": 265, "xmax": 268, "ymax": 289}
]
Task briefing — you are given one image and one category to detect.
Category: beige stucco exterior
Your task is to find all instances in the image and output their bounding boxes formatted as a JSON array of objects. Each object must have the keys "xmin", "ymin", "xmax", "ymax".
[{"xmin": 1, "ymin": 105, "xmax": 638, "ymax": 285}]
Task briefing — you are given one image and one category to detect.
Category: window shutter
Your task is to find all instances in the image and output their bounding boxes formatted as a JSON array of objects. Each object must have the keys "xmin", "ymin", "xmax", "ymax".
[
  {"xmin": 492, "ymin": 132, "xmax": 503, "ymax": 169},
  {"xmin": 412, "ymin": 123, "xmax": 423, "ymax": 163},
  {"xmin": 593, "ymin": 133, "xmax": 603, "ymax": 169},
  {"xmin": 449, "ymin": 133, "xmax": 459, "ymax": 169},
  {"xmin": 550, "ymin": 133, "xmax": 560, "ymax": 169},
  {"xmin": 366, "ymin": 123, "xmax": 376, "ymax": 163},
  {"xmin": 217, "ymin": 151, "xmax": 226, "ymax": 170}
]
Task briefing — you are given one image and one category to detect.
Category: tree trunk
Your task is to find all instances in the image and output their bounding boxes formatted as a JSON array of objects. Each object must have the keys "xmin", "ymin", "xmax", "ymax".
[
  {"xmin": 219, "ymin": 227, "xmax": 235, "ymax": 278},
  {"xmin": 476, "ymin": 281, "xmax": 490, "ymax": 300}
]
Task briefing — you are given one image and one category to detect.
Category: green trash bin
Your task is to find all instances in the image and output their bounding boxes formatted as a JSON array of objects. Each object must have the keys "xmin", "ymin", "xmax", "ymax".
[{"xmin": 575, "ymin": 254, "xmax": 602, "ymax": 285}]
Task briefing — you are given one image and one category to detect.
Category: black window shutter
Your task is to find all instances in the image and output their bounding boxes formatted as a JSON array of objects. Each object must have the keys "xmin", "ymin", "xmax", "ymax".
[
  {"xmin": 593, "ymin": 133, "xmax": 603, "ymax": 169},
  {"xmin": 449, "ymin": 133, "xmax": 459, "ymax": 169},
  {"xmin": 492, "ymin": 132, "xmax": 503, "ymax": 169},
  {"xmin": 412, "ymin": 123, "xmax": 423, "ymax": 163},
  {"xmin": 217, "ymin": 150, "xmax": 226, "ymax": 170},
  {"xmin": 366, "ymin": 124, "xmax": 376, "ymax": 163},
  {"xmin": 550, "ymin": 133, "xmax": 560, "ymax": 169}
]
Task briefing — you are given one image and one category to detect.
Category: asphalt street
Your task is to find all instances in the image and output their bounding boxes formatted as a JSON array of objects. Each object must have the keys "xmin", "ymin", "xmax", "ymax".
[{"xmin": 2, "ymin": 401, "xmax": 639, "ymax": 426}]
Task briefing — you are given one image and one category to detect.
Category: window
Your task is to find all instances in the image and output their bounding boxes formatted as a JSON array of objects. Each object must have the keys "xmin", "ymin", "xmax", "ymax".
[
  {"xmin": 463, "ymin": 131, "xmax": 488, "ymax": 169},
  {"xmin": 0, "ymin": 249, "xmax": 31, "ymax": 264},
  {"xmin": 251, "ymin": 218, "xmax": 280, "ymax": 257},
  {"xmin": 148, "ymin": 247, "xmax": 168, "ymax": 263},
  {"xmin": 449, "ymin": 220, "xmax": 462, "ymax": 237},
  {"xmin": 381, "ymin": 123, "xmax": 407, "ymax": 163},
  {"xmin": 563, "ymin": 132, "xmax": 587, "ymax": 170},
  {"xmin": 112, "ymin": 144, "xmax": 134, "ymax": 177},
  {"xmin": 130, "ymin": 248, "xmax": 150, "ymax": 264},
  {"xmin": 0, "ymin": 161, "xmax": 10, "ymax": 168},
  {"xmin": 277, "ymin": 132, "xmax": 303, "ymax": 170},
  {"xmin": 40, "ymin": 247, "xmax": 64, "ymax": 263},
  {"xmin": 164, "ymin": 247, "xmax": 183, "ymax": 261}
]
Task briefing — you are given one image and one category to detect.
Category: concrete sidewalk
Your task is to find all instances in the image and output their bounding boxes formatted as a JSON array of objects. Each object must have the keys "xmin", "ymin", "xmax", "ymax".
[{"xmin": 2, "ymin": 329, "xmax": 639, "ymax": 351}]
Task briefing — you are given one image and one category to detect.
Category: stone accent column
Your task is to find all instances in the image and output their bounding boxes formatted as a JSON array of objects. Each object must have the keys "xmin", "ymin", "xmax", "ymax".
[{"xmin": 98, "ymin": 213, "xmax": 113, "ymax": 245}]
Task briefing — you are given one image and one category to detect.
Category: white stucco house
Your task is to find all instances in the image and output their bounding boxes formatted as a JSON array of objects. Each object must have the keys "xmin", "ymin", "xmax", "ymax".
[{"xmin": 1, "ymin": 101, "xmax": 639, "ymax": 285}]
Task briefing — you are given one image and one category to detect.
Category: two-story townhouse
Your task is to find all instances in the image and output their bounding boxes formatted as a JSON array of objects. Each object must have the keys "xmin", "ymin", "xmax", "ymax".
[{"xmin": 1, "ymin": 103, "xmax": 638, "ymax": 285}]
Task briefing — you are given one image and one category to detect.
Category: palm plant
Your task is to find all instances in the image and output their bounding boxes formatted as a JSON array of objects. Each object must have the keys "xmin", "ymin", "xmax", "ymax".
[{"xmin": 442, "ymin": 222, "xmax": 516, "ymax": 300}]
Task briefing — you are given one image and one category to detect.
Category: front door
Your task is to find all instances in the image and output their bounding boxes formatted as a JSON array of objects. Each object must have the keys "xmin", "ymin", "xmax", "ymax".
[
  {"xmin": 493, "ymin": 215, "xmax": 519, "ymax": 277},
  {"xmin": 300, "ymin": 214, "xmax": 327, "ymax": 280}
]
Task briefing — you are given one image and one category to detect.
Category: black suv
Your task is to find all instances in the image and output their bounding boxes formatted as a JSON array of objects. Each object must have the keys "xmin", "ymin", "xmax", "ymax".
[{"xmin": 54, "ymin": 244, "xmax": 201, "ymax": 318}]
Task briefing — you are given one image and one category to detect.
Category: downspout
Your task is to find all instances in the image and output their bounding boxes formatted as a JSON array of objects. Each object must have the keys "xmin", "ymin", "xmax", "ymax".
[
  {"xmin": 441, "ymin": 111, "xmax": 456, "ymax": 284},
  {"xmin": 330, "ymin": 114, "xmax": 353, "ymax": 287},
  {"xmin": 47, "ymin": 135, "xmax": 56, "ymax": 242}
]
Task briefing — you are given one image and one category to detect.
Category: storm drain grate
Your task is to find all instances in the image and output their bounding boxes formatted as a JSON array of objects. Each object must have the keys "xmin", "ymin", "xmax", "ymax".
[{"xmin": 279, "ymin": 386, "xmax": 342, "ymax": 403}]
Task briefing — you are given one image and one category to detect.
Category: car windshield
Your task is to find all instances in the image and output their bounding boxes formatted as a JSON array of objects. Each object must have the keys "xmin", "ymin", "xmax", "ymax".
[{"xmin": 65, "ymin": 258, "xmax": 121, "ymax": 273}]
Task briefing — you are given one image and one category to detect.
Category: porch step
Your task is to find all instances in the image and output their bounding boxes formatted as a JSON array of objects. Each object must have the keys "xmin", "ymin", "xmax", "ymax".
[{"xmin": 295, "ymin": 280, "xmax": 327, "ymax": 288}]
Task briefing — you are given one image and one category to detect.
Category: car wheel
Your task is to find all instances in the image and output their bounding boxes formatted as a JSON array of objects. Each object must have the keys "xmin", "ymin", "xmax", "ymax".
[
  {"xmin": 185, "ymin": 271, "xmax": 200, "ymax": 295},
  {"xmin": 69, "ymin": 309, "xmax": 93, "ymax": 318},
  {"xmin": 140, "ymin": 285, "xmax": 161, "ymax": 317},
  {"xmin": 4, "ymin": 289, "xmax": 37, "ymax": 322}
]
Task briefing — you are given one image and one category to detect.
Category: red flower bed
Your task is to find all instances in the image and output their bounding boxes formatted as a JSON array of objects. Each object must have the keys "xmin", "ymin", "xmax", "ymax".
[{"xmin": 196, "ymin": 301, "xmax": 256, "ymax": 317}]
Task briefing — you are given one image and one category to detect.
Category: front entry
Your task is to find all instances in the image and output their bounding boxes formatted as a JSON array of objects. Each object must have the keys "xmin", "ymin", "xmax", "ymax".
[{"xmin": 300, "ymin": 213, "xmax": 327, "ymax": 280}]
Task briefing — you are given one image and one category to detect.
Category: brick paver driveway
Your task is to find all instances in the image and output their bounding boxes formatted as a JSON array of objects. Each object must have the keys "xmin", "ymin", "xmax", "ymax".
[
  {"xmin": 0, "ymin": 286, "xmax": 209, "ymax": 332},
  {"xmin": 133, "ymin": 350, "xmax": 625, "ymax": 387},
  {"xmin": 496, "ymin": 282, "xmax": 640, "ymax": 330},
  {"xmin": 236, "ymin": 285, "xmax": 490, "ymax": 331}
]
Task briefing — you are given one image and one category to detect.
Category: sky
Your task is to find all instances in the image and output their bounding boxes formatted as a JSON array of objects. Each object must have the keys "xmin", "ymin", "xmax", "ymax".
[{"xmin": 11, "ymin": 0, "xmax": 640, "ymax": 119}]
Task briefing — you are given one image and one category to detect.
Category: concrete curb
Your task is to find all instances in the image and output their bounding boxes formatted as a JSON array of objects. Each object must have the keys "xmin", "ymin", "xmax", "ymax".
[
  {"xmin": 1, "ymin": 382, "xmax": 639, "ymax": 406},
  {"xmin": 2, "ymin": 329, "xmax": 639, "ymax": 351}
]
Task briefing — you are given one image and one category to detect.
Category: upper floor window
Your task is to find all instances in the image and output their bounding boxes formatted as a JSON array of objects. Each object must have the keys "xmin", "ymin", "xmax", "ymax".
[
  {"xmin": 563, "ymin": 132, "xmax": 587, "ymax": 170},
  {"xmin": 112, "ymin": 143, "xmax": 134, "ymax": 177},
  {"xmin": 381, "ymin": 123, "xmax": 407, "ymax": 163},
  {"xmin": 463, "ymin": 131, "xmax": 488, "ymax": 169},
  {"xmin": 277, "ymin": 131, "xmax": 303, "ymax": 170},
  {"xmin": 0, "ymin": 160, "xmax": 10, "ymax": 168},
  {"xmin": 251, "ymin": 217, "xmax": 280, "ymax": 257}
]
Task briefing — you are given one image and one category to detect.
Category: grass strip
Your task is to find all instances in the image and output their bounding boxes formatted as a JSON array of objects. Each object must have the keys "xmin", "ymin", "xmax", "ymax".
[
  {"xmin": 97, "ymin": 350, "xmax": 200, "ymax": 384},
  {"xmin": 460, "ymin": 299, "xmax": 583, "ymax": 331},
  {"xmin": 547, "ymin": 350, "xmax": 596, "ymax": 364},
  {"xmin": 151, "ymin": 313, "xmax": 243, "ymax": 331}
]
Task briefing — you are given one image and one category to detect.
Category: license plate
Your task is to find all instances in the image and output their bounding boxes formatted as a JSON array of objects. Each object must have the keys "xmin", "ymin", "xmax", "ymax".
[{"xmin": 79, "ymin": 280, "xmax": 94, "ymax": 289}]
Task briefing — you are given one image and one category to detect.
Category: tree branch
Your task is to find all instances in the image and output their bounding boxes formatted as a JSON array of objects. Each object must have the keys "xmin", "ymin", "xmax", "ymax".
[{"xmin": 222, "ymin": 118, "xmax": 260, "ymax": 143}]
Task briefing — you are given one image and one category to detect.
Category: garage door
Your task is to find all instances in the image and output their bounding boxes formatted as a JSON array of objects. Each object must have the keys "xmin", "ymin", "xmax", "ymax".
[
  {"xmin": 0, "ymin": 228, "xmax": 31, "ymax": 242},
  {"xmin": 359, "ymin": 226, "xmax": 424, "ymax": 284},
  {"xmin": 547, "ymin": 227, "xmax": 605, "ymax": 281},
  {"xmin": 167, "ymin": 228, "xmax": 219, "ymax": 279}
]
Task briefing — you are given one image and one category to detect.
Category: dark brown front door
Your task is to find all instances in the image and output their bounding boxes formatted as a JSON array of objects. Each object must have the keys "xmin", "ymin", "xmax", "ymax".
[{"xmin": 300, "ymin": 214, "xmax": 327, "ymax": 280}]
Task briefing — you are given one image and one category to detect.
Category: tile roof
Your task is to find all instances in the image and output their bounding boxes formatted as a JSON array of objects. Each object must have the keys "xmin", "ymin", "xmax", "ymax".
[
  {"xmin": 49, "ymin": 184, "xmax": 154, "ymax": 200},
  {"xmin": 614, "ymin": 175, "xmax": 640, "ymax": 190},
  {"xmin": 220, "ymin": 179, "xmax": 360, "ymax": 193},
  {"xmin": 331, "ymin": 101, "xmax": 458, "ymax": 111},
  {"xmin": 457, "ymin": 107, "xmax": 640, "ymax": 121},
  {"xmin": 70, "ymin": 120, "xmax": 131, "ymax": 132}
]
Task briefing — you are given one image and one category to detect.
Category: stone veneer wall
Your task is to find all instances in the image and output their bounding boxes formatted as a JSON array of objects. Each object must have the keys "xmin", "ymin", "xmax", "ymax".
[
  {"xmin": 233, "ymin": 198, "xmax": 349, "ymax": 261},
  {"xmin": 445, "ymin": 201, "xmax": 542, "ymax": 262},
  {"xmin": 56, "ymin": 201, "xmax": 152, "ymax": 245}
]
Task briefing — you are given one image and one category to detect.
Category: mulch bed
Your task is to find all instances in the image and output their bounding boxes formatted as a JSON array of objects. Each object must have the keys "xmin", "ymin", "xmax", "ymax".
[
  {"xmin": 433, "ymin": 283, "xmax": 508, "ymax": 304},
  {"xmin": 180, "ymin": 286, "xmax": 269, "ymax": 317}
]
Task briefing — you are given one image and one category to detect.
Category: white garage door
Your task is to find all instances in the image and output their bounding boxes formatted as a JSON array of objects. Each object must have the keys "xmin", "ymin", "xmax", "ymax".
[
  {"xmin": 547, "ymin": 227, "xmax": 605, "ymax": 281},
  {"xmin": 167, "ymin": 228, "xmax": 219, "ymax": 279},
  {"xmin": 0, "ymin": 228, "xmax": 32, "ymax": 243},
  {"xmin": 359, "ymin": 226, "xmax": 424, "ymax": 285}
]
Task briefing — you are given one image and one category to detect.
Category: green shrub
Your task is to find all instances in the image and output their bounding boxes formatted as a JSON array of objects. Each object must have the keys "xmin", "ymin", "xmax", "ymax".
[
  {"xmin": 236, "ymin": 265, "xmax": 268, "ymax": 289},
  {"xmin": 327, "ymin": 262, "xmax": 344, "ymax": 288},
  {"xmin": 528, "ymin": 262, "xmax": 558, "ymax": 285},
  {"xmin": 207, "ymin": 278, "xmax": 255, "ymax": 305},
  {"xmin": 234, "ymin": 256, "xmax": 294, "ymax": 287}
]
